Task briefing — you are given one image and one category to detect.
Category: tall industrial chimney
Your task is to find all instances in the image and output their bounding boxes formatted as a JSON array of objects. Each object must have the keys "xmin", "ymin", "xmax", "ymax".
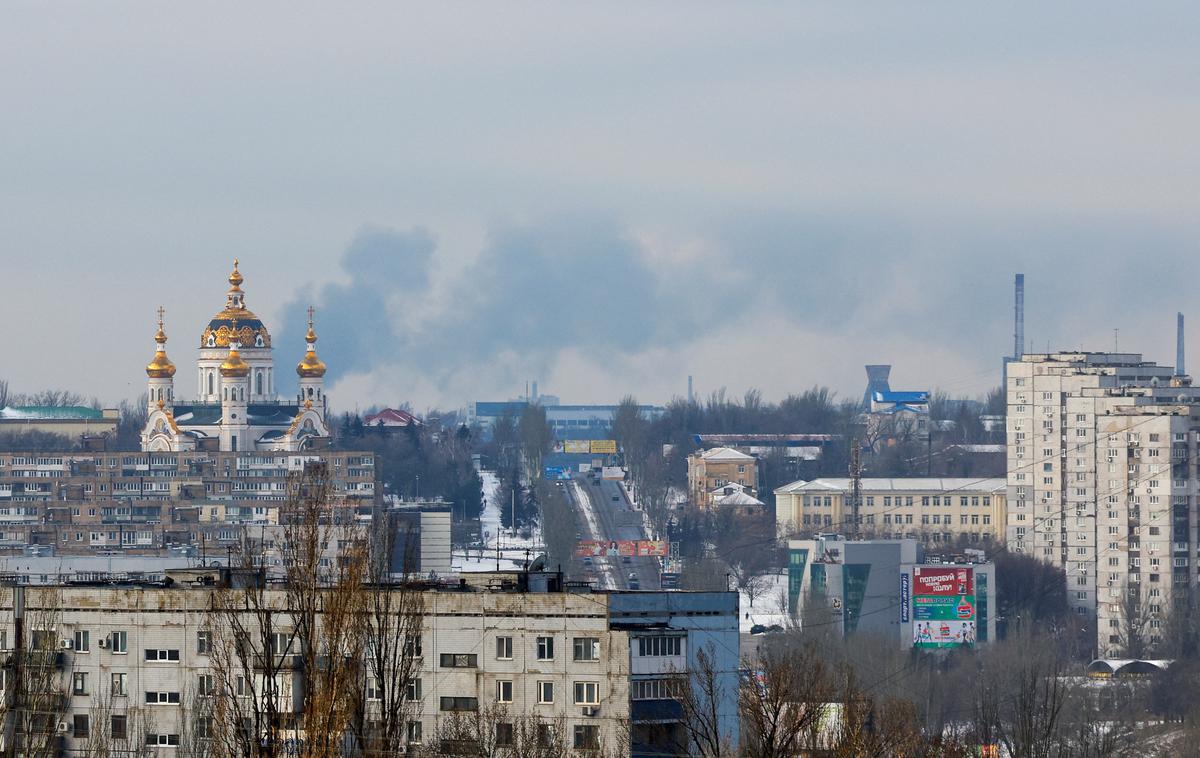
[
  {"xmin": 687, "ymin": 375, "xmax": 694, "ymax": 404},
  {"xmin": 1177, "ymin": 313, "xmax": 1186, "ymax": 377},
  {"xmin": 1014, "ymin": 274, "xmax": 1025, "ymax": 359}
]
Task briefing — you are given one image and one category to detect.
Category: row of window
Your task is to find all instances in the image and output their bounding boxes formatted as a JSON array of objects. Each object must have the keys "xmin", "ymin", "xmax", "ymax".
[
  {"xmin": 802, "ymin": 495, "xmax": 993, "ymax": 508},
  {"xmin": 446, "ymin": 636, "xmax": 601, "ymax": 667},
  {"xmin": 442, "ymin": 679, "xmax": 600, "ymax": 709}
]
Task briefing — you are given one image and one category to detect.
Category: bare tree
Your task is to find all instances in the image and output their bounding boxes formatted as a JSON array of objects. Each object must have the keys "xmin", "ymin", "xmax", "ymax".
[
  {"xmin": 1116, "ymin": 589, "xmax": 1153, "ymax": 659},
  {"xmin": 738, "ymin": 643, "xmax": 833, "ymax": 758},
  {"xmin": 7, "ymin": 586, "xmax": 72, "ymax": 758},
  {"xmin": 671, "ymin": 643, "xmax": 736, "ymax": 757}
]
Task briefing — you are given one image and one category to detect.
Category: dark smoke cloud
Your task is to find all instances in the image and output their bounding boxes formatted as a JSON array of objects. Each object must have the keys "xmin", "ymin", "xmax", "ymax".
[{"xmin": 278, "ymin": 213, "xmax": 1200, "ymax": 402}]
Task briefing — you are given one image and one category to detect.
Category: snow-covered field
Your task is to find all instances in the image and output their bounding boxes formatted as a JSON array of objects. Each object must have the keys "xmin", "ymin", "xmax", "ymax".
[
  {"xmin": 452, "ymin": 471, "xmax": 545, "ymax": 573},
  {"xmin": 739, "ymin": 571, "xmax": 791, "ymax": 634}
]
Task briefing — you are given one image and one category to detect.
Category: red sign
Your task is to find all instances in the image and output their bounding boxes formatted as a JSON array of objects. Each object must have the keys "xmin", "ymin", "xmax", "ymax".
[
  {"xmin": 913, "ymin": 567, "xmax": 973, "ymax": 597},
  {"xmin": 575, "ymin": 540, "xmax": 669, "ymax": 558}
]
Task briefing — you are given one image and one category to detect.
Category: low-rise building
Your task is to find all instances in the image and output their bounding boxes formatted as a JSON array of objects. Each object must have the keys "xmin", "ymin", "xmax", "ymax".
[
  {"xmin": 775, "ymin": 477, "xmax": 1006, "ymax": 545},
  {"xmin": 0, "ymin": 406, "xmax": 119, "ymax": 443},
  {"xmin": 0, "ymin": 571, "xmax": 738, "ymax": 757},
  {"xmin": 687, "ymin": 448, "xmax": 757, "ymax": 509}
]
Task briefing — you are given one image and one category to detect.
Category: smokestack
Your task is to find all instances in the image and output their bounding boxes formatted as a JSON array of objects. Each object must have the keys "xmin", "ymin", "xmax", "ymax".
[
  {"xmin": 532, "ymin": 381, "xmax": 539, "ymax": 402},
  {"xmin": 687, "ymin": 375, "xmax": 694, "ymax": 404},
  {"xmin": 1177, "ymin": 313, "xmax": 1186, "ymax": 377},
  {"xmin": 1014, "ymin": 274, "xmax": 1025, "ymax": 359}
]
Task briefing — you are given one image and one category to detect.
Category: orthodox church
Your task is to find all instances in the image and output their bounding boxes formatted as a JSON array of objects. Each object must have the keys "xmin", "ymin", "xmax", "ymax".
[{"xmin": 141, "ymin": 260, "xmax": 331, "ymax": 452}]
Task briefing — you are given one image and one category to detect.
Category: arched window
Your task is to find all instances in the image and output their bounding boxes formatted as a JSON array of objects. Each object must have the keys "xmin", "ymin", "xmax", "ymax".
[
  {"xmin": 255, "ymin": 334, "xmax": 264, "ymax": 347},
  {"xmin": 256, "ymin": 372, "xmax": 263, "ymax": 396},
  {"xmin": 208, "ymin": 372, "xmax": 215, "ymax": 395},
  {"xmin": 307, "ymin": 387, "xmax": 314, "ymax": 398}
]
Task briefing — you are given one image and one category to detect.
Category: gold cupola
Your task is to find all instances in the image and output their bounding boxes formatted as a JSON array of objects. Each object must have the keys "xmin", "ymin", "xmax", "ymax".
[
  {"xmin": 219, "ymin": 322, "xmax": 251, "ymax": 378},
  {"xmin": 146, "ymin": 307, "xmax": 177, "ymax": 378},
  {"xmin": 201, "ymin": 258, "xmax": 272, "ymax": 349},
  {"xmin": 296, "ymin": 307, "xmax": 327, "ymax": 378}
]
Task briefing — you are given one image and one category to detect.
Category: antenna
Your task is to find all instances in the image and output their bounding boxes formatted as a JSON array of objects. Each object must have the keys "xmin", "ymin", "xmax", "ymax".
[
  {"xmin": 1014, "ymin": 273, "xmax": 1025, "ymax": 359},
  {"xmin": 849, "ymin": 440, "xmax": 863, "ymax": 539}
]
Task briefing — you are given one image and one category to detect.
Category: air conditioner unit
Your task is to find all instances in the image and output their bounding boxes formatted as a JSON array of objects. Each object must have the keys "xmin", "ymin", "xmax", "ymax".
[
  {"xmin": 58, "ymin": 639, "xmax": 72, "ymax": 650},
  {"xmin": 56, "ymin": 722, "xmax": 69, "ymax": 734},
  {"xmin": 581, "ymin": 706, "xmax": 599, "ymax": 717},
  {"xmin": 97, "ymin": 638, "xmax": 109, "ymax": 649}
]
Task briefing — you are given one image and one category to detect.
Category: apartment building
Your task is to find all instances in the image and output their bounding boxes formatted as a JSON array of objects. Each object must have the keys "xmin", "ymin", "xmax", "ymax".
[
  {"xmin": 686, "ymin": 448, "xmax": 757, "ymax": 509},
  {"xmin": 1005, "ymin": 352, "xmax": 1200, "ymax": 656},
  {"xmin": 774, "ymin": 478, "xmax": 1006, "ymax": 544},
  {"xmin": 0, "ymin": 571, "xmax": 738, "ymax": 757},
  {"xmin": 0, "ymin": 450, "xmax": 375, "ymax": 556}
]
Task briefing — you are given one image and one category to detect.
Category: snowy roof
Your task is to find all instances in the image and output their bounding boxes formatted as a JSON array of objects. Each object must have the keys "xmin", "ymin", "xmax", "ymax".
[
  {"xmin": 0, "ymin": 406, "xmax": 104, "ymax": 420},
  {"xmin": 709, "ymin": 482, "xmax": 751, "ymax": 495},
  {"xmin": 775, "ymin": 478, "xmax": 1006, "ymax": 495},
  {"xmin": 945, "ymin": 444, "xmax": 1006, "ymax": 453},
  {"xmin": 699, "ymin": 447, "xmax": 755, "ymax": 462},
  {"xmin": 713, "ymin": 490, "xmax": 765, "ymax": 506},
  {"xmin": 365, "ymin": 408, "xmax": 421, "ymax": 426}
]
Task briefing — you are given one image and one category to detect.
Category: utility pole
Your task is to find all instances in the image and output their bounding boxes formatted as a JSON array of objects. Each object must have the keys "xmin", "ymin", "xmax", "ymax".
[
  {"xmin": 849, "ymin": 440, "xmax": 863, "ymax": 539},
  {"xmin": 511, "ymin": 488, "xmax": 516, "ymax": 537}
]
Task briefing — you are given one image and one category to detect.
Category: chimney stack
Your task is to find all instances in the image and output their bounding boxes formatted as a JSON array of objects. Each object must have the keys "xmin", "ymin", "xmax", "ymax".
[
  {"xmin": 687, "ymin": 375, "xmax": 694, "ymax": 404},
  {"xmin": 1014, "ymin": 274, "xmax": 1025, "ymax": 359},
  {"xmin": 1177, "ymin": 313, "xmax": 1186, "ymax": 377}
]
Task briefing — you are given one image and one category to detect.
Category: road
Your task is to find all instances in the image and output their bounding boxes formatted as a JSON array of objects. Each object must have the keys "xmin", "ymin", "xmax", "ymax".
[{"xmin": 568, "ymin": 473, "xmax": 661, "ymax": 591}]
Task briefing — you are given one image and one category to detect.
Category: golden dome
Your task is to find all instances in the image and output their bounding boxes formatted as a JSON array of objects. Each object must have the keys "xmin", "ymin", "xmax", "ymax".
[
  {"xmin": 220, "ymin": 345, "xmax": 250, "ymax": 378},
  {"xmin": 296, "ymin": 308, "xmax": 327, "ymax": 378},
  {"xmin": 146, "ymin": 307, "xmax": 177, "ymax": 379},
  {"xmin": 201, "ymin": 259, "xmax": 272, "ymax": 348}
]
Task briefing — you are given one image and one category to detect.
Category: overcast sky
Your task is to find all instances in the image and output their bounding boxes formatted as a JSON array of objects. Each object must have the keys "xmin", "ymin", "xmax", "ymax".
[{"xmin": 3, "ymin": 2, "xmax": 1198, "ymax": 412}]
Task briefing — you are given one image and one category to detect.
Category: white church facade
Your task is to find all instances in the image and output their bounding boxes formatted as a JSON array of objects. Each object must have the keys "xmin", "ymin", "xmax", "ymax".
[{"xmin": 141, "ymin": 260, "xmax": 331, "ymax": 452}]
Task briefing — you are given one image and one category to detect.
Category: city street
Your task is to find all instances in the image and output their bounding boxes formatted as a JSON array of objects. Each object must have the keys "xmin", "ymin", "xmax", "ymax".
[{"xmin": 567, "ymin": 472, "xmax": 662, "ymax": 591}]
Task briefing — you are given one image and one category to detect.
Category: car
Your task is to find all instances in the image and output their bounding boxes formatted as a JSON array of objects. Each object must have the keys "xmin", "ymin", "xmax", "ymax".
[
  {"xmin": 621, "ymin": 555, "xmax": 631, "ymax": 564},
  {"xmin": 582, "ymin": 556, "xmax": 592, "ymax": 566},
  {"xmin": 592, "ymin": 480, "xmax": 601, "ymax": 487},
  {"xmin": 612, "ymin": 495, "xmax": 619, "ymax": 501},
  {"xmin": 750, "ymin": 624, "xmax": 766, "ymax": 635},
  {"xmin": 628, "ymin": 572, "xmax": 638, "ymax": 581},
  {"xmin": 628, "ymin": 580, "xmax": 640, "ymax": 590}
]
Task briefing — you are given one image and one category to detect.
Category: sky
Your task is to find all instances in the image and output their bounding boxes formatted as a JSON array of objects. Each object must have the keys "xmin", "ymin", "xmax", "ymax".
[{"xmin": 2, "ymin": 2, "xmax": 1199, "ymax": 413}]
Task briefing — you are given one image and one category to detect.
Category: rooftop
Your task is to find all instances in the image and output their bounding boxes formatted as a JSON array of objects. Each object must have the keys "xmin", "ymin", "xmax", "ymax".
[{"xmin": 776, "ymin": 477, "xmax": 1006, "ymax": 494}]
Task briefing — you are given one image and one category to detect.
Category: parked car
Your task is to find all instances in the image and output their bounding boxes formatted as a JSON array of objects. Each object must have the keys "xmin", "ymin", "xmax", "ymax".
[{"xmin": 629, "ymin": 580, "xmax": 640, "ymax": 590}]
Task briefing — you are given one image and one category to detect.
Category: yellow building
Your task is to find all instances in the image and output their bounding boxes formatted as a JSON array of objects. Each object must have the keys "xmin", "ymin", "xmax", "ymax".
[
  {"xmin": 775, "ymin": 478, "xmax": 1006, "ymax": 545},
  {"xmin": 686, "ymin": 447, "xmax": 757, "ymax": 508}
]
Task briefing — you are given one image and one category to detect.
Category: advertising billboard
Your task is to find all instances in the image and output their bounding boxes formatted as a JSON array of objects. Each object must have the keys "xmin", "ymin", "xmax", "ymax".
[
  {"xmin": 575, "ymin": 540, "xmax": 669, "ymax": 557},
  {"xmin": 912, "ymin": 566, "xmax": 975, "ymax": 649},
  {"xmin": 601, "ymin": 467, "xmax": 625, "ymax": 481},
  {"xmin": 590, "ymin": 439, "xmax": 618, "ymax": 454},
  {"xmin": 564, "ymin": 440, "xmax": 591, "ymax": 454}
]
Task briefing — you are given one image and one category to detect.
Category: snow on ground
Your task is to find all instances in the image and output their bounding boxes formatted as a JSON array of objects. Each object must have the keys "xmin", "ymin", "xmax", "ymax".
[
  {"xmin": 452, "ymin": 471, "xmax": 546, "ymax": 573},
  {"xmin": 739, "ymin": 572, "xmax": 791, "ymax": 634},
  {"xmin": 572, "ymin": 481, "xmax": 615, "ymax": 589}
]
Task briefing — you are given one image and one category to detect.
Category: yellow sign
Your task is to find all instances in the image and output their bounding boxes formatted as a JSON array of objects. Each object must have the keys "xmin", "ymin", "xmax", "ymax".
[{"xmin": 590, "ymin": 440, "xmax": 617, "ymax": 454}]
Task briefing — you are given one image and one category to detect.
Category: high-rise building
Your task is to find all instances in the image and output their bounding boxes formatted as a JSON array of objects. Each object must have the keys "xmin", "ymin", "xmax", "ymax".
[{"xmin": 1005, "ymin": 352, "xmax": 1200, "ymax": 655}]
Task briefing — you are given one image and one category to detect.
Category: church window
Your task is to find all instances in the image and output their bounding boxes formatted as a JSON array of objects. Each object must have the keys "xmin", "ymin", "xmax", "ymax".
[
  {"xmin": 207, "ymin": 335, "xmax": 215, "ymax": 347},
  {"xmin": 308, "ymin": 388, "xmax": 314, "ymax": 398},
  {"xmin": 256, "ymin": 373, "xmax": 263, "ymax": 396},
  {"xmin": 255, "ymin": 334, "xmax": 263, "ymax": 347},
  {"xmin": 208, "ymin": 373, "xmax": 215, "ymax": 395}
]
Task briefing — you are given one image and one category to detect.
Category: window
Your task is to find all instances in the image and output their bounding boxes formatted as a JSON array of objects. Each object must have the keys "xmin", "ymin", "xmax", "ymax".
[
  {"xmin": 574, "ymin": 681, "xmax": 599, "ymax": 705},
  {"xmin": 145, "ymin": 691, "xmax": 181, "ymax": 705},
  {"xmin": 406, "ymin": 721, "xmax": 422, "ymax": 744},
  {"xmin": 496, "ymin": 722, "xmax": 515, "ymax": 746},
  {"xmin": 637, "ymin": 636, "xmax": 683, "ymax": 657},
  {"xmin": 573, "ymin": 637, "xmax": 599, "ymax": 661},
  {"xmin": 496, "ymin": 680, "xmax": 513, "ymax": 703},
  {"xmin": 403, "ymin": 634, "xmax": 423, "ymax": 658},
  {"xmin": 145, "ymin": 649, "xmax": 181, "ymax": 662},
  {"xmin": 73, "ymin": 672, "xmax": 89, "ymax": 696},
  {"xmin": 537, "ymin": 681, "xmax": 554, "ymax": 704},
  {"xmin": 269, "ymin": 632, "xmax": 291, "ymax": 656},
  {"xmin": 73, "ymin": 630, "xmax": 89, "ymax": 653},
  {"xmin": 536, "ymin": 636, "xmax": 554, "ymax": 661},
  {"xmin": 198, "ymin": 674, "xmax": 214, "ymax": 697},
  {"xmin": 110, "ymin": 631, "xmax": 127, "ymax": 654},
  {"xmin": 111, "ymin": 715, "xmax": 127, "ymax": 740},
  {"xmin": 197, "ymin": 630, "xmax": 211, "ymax": 655},
  {"xmin": 575, "ymin": 724, "xmax": 600, "ymax": 750},
  {"xmin": 406, "ymin": 678, "xmax": 422, "ymax": 701},
  {"xmin": 367, "ymin": 678, "xmax": 382, "ymax": 701},
  {"xmin": 439, "ymin": 696, "xmax": 478, "ymax": 712},
  {"xmin": 538, "ymin": 724, "xmax": 554, "ymax": 747},
  {"xmin": 145, "ymin": 734, "xmax": 180, "ymax": 747},
  {"xmin": 111, "ymin": 673, "xmax": 127, "ymax": 696},
  {"xmin": 73, "ymin": 714, "xmax": 89, "ymax": 739},
  {"xmin": 631, "ymin": 679, "xmax": 675, "ymax": 700},
  {"xmin": 439, "ymin": 653, "xmax": 478, "ymax": 668},
  {"xmin": 496, "ymin": 636, "xmax": 513, "ymax": 660}
]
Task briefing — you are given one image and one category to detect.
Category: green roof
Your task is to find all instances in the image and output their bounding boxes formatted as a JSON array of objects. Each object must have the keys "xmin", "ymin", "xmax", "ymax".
[{"xmin": 0, "ymin": 406, "xmax": 104, "ymax": 420}]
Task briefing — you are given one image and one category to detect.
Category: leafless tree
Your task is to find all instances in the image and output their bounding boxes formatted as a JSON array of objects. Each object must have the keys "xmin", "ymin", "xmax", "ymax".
[
  {"xmin": 671, "ymin": 643, "xmax": 736, "ymax": 757},
  {"xmin": 738, "ymin": 643, "xmax": 833, "ymax": 758},
  {"xmin": 420, "ymin": 704, "xmax": 625, "ymax": 757},
  {"xmin": 80, "ymin": 689, "xmax": 157, "ymax": 758},
  {"xmin": 6, "ymin": 587, "xmax": 72, "ymax": 758},
  {"xmin": 1116, "ymin": 588, "xmax": 1153, "ymax": 659}
]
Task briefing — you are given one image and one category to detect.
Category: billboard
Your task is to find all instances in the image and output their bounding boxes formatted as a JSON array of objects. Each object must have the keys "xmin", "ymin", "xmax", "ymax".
[
  {"xmin": 564, "ymin": 440, "xmax": 591, "ymax": 454},
  {"xmin": 575, "ymin": 540, "xmax": 669, "ymax": 557},
  {"xmin": 912, "ymin": 566, "xmax": 975, "ymax": 649},
  {"xmin": 601, "ymin": 467, "xmax": 625, "ymax": 481},
  {"xmin": 590, "ymin": 439, "xmax": 617, "ymax": 454}
]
